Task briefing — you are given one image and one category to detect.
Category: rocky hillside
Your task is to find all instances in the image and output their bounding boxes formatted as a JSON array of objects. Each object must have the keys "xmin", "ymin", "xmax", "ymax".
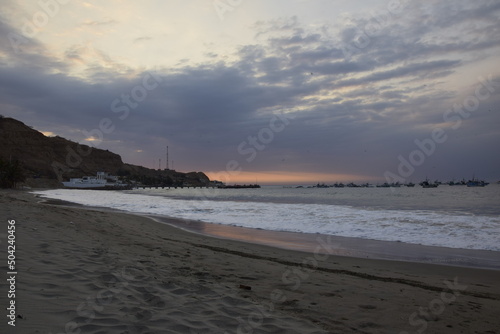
[{"xmin": 0, "ymin": 116, "xmax": 210, "ymax": 188}]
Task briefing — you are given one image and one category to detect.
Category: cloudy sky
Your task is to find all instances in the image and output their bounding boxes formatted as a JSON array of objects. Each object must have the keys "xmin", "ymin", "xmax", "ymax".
[{"xmin": 1, "ymin": 0, "xmax": 499, "ymax": 184}]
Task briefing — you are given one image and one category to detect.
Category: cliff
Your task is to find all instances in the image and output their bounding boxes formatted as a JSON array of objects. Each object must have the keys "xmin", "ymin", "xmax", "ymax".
[{"xmin": 0, "ymin": 116, "xmax": 210, "ymax": 188}]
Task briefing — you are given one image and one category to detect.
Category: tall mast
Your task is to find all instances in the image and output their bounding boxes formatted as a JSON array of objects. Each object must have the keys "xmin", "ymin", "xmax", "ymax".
[{"xmin": 166, "ymin": 146, "xmax": 169, "ymax": 170}]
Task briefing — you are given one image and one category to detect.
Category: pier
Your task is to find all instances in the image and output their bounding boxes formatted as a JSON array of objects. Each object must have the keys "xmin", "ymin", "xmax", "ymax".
[{"xmin": 133, "ymin": 185, "xmax": 217, "ymax": 190}]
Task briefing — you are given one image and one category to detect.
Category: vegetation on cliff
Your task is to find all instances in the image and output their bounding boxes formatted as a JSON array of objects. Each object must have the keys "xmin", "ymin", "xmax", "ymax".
[{"xmin": 0, "ymin": 158, "xmax": 26, "ymax": 188}]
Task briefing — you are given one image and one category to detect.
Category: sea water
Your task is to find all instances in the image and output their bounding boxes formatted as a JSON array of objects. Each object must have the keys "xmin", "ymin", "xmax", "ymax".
[{"xmin": 33, "ymin": 185, "xmax": 500, "ymax": 252}]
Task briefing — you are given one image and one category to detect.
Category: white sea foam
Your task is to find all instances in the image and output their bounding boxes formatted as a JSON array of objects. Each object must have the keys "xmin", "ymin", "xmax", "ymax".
[{"xmin": 33, "ymin": 189, "xmax": 500, "ymax": 251}]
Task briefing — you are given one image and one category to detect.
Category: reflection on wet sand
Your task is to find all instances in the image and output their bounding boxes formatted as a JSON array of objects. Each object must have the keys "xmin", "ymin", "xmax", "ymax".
[{"xmin": 148, "ymin": 215, "xmax": 500, "ymax": 270}]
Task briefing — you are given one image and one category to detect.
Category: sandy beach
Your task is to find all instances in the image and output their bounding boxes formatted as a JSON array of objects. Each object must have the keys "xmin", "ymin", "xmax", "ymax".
[{"xmin": 1, "ymin": 190, "xmax": 500, "ymax": 334}]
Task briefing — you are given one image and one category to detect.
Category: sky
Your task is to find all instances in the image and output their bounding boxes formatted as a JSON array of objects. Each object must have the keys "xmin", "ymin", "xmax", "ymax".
[{"xmin": 0, "ymin": 0, "xmax": 499, "ymax": 185}]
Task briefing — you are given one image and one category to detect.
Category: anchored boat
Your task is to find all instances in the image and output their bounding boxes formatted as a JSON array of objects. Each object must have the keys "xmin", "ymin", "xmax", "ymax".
[{"xmin": 62, "ymin": 172, "xmax": 131, "ymax": 190}]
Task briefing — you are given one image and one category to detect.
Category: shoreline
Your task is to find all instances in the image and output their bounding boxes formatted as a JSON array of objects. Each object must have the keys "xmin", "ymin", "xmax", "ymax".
[
  {"xmin": 2, "ymin": 190, "xmax": 500, "ymax": 333},
  {"xmin": 147, "ymin": 214, "xmax": 500, "ymax": 271},
  {"xmin": 33, "ymin": 192, "xmax": 500, "ymax": 270},
  {"xmin": 32, "ymin": 187, "xmax": 500, "ymax": 255}
]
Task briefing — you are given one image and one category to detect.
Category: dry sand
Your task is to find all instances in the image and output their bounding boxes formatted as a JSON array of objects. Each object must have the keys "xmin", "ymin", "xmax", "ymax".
[{"xmin": 1, "ymin": 190, "xmax": 499, "ymax": 334}]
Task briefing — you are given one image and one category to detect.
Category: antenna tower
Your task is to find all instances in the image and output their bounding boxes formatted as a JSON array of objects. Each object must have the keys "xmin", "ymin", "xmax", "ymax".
[{"xmin": 166, "ymin": 146, "xmax": 169, "ymax": 170}]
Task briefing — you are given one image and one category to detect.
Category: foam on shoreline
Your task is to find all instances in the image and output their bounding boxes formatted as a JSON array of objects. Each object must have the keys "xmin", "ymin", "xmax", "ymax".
[
  {"xmin": 32, "ymin": 189, "xmax": 500, "ymax": 252},
  {"xmin": 147, "ymin": 214, "xmax": 500, "ymax": 270}
]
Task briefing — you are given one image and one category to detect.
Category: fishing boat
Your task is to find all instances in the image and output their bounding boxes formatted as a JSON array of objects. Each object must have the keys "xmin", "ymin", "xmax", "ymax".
[
  {"xmin": 466, "ymin": 177, "xmax": 489, "ymax": 187},
  {"xmin": 448, "ymin": 179, "xmax": 467, "ymax": 186},
  {"xmin": 62, "ymin": 172, "xmax": 131, "ymax": 190},
  {"xmin": 420, "ymin": 178, "xmax": 438, "ymax": 188}
]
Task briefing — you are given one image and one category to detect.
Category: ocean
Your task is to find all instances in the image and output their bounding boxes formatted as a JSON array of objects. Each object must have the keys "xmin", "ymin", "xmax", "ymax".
[{"xmin": 33, "ymin": 184, "xmax": 500, "ymax": 252}]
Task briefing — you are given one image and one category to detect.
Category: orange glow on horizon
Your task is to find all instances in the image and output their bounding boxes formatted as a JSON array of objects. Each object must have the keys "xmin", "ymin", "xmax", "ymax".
[{"xmin": 205, "ymin": 170, "xmax": 378, "ymax": 185}]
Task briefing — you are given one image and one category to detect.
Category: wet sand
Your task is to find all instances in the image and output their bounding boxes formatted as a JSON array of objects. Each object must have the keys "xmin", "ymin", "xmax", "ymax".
[
  {"xmin": 151, "ymin": 215, "xmax": 500, "ymax": 270},
  {"xmin": 1, "ymin": 190, "xmax": 499, "ymax": 333}
]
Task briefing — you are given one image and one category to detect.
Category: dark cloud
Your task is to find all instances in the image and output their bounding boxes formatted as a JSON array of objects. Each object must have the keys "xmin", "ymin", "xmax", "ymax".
[
  {"xmin": 1, "ymin": 1, "xmax": 499, "ymax": 182},
  {"xmin": 0, "ymin": 20, "xmax": 68, "ymax": 72}
]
